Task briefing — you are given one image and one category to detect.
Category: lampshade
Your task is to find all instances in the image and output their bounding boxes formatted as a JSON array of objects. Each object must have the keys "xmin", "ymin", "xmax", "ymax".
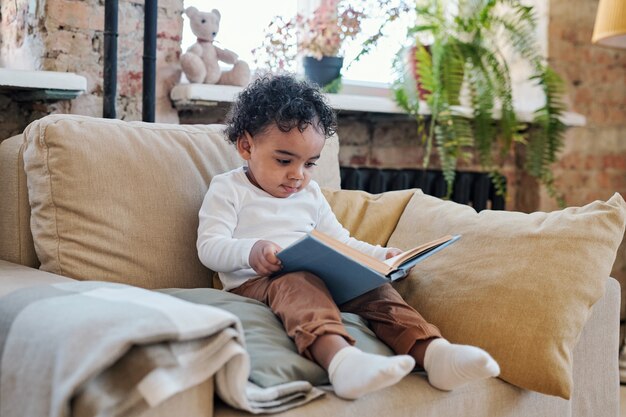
[{"xmin": 592, "ymin": 0, "xmax": 626, "ymax": 48}]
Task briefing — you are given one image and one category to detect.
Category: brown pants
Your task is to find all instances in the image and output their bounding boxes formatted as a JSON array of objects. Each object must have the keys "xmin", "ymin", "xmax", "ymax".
[{"xmin": 230, "ymin": 271, "xmax": 441, "ymax": 360}]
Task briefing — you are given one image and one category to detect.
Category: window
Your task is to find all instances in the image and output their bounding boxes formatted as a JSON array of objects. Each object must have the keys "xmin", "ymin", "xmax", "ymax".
[
  {"xmin": 181, "ymin": 0, "xmax": 413, "ymax": 86},
  {"xmin": 181, "ymin": 0, "xmax": 298, "ymax": 72}
]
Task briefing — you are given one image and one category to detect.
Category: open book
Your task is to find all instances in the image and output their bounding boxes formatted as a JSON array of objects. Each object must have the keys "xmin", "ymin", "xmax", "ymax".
[{"xmin": 274, "ymin": 230, "xmax": 460, "ymax": 304}]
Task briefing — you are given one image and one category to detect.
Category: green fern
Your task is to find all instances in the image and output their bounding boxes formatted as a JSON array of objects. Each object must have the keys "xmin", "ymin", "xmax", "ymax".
[
  {"xmin": 527, "ymin": 66, "xmax": 567, "ymax": 204},
  {"xmin": 322, "ymin": 75, "xmax": 343, "ymax": 94},
  {"xmin": 386, "ymin": 0, "xmax": 567, "ymax": 205}
]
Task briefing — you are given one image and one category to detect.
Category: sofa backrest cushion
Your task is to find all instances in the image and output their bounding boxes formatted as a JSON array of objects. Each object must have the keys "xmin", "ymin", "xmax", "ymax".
[
  {"xmin": 320, "ymin": 188, "xmax": 418, "ymax": 246},
  {"xmin": 21, "ymin": 115, "xmax": 340, "ymax": 288}
]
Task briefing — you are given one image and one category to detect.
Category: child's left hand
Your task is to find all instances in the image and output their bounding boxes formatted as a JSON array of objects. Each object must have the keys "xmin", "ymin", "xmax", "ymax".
[{"xmin": 385, "ymin": 247, "xmax": 403, "ymax": 259}]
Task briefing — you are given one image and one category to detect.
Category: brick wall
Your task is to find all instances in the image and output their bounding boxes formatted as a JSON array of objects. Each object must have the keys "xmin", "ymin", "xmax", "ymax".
[
  {"xmin": 547, "ymin": 0, "xmax": 626, "ymax": 315},
  {"xmin": 0, "ymin": 0, "xmax": 183, "ymax": 142},
  {"xmin": 545, "ymin": 0, "xmax": 626, "ymax": 210}
]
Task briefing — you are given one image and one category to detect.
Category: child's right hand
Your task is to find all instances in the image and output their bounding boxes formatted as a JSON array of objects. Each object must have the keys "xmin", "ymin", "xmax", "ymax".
[{"xmin": 249, "ymin": 240, "xmax": 283, "ymax": 277}]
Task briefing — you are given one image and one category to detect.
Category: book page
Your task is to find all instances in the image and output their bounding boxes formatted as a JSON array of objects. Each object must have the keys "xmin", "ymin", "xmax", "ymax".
[
  {"xmin": 383, "ymin": 235, "xmax": 454, "ymax": 269},
  {"xmin": 311, "ymin": 229, "xmax": 393, "ymax": 275}
]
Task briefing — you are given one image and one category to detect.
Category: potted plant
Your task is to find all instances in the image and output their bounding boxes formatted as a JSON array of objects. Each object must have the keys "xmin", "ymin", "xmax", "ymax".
[
  {"xmin": 367, "ymin": 0, "xmax": 567, "ymax": 203},
  {"xmin": 253, "ymin": 0, "xmax": 366, "ymax": 90}
]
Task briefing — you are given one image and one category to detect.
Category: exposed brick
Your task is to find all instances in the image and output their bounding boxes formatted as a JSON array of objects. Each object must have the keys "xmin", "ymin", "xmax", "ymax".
[
  {"xmin": 595, "ymin": 170, "xmax": 613, "ymax": 189},
  {"xmin": 573, "ymin": 87, "xmax": 592, "ymax": 105},
  {"xmin": 157, "ymin": 16, "xmax": 183, "ymax": 40},
  {"xmin": 370, "ymin": 145, "xmax": 427, "ymax": 168},
  {"xmin": 46, "ymin": 0, "xmax": 104, "ymax": 31},
  {"xmin": 44, "ymin": 30, "xmax": 96, "ymax": 66},
  {"xmin": 603, "ymin": 154, "xmax": 626, "ymax": 170},
  {"xmin": 336, "ymin": 120, "xmax": 371, "ymax": 146},
  {"xmin": 158, "ymin": 0, "xmax": 183, "ymax": 10},
  {"xmin": 338, "ymin": 145, "xmax": 369, "ymax": 166}
]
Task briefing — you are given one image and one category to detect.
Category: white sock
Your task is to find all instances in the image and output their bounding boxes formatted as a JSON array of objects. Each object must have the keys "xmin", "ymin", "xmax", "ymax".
[
  {"xmin": 328, "ymin": 346, "xmax": 415, "ymax": 400},
  {"xmin": 423, "ymin": 338, "xmax": 500, "ymax": 391}
]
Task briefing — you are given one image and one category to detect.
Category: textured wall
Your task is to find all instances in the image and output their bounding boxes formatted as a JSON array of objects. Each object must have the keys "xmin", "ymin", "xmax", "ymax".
[
  {"xmin": 0, "ymin": 0, "xmax": 46, "ymax": 139},
  {"xmin": 0, "ymin": 0, "xmax": 184, "ymax": 142},
  {"xmin": 546, "ymin": 0, "xmax": 626, "ymax": 209},
  {"xmin": 1, "ymin": 0, "xmax": 624, "ymax": 210},
  {"xmin": 547, "ymin": 0, "xmax": 626, "ymax": 314},
  {"xmin": 0, "ymin": 0, "xmax": 45, "ymax": 70}
]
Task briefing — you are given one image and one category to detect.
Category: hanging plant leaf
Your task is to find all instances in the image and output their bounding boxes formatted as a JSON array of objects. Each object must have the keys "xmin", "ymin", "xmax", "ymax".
[{"xmin": 381, "ymin": 0, "xmax": 568, "ymax": 205}]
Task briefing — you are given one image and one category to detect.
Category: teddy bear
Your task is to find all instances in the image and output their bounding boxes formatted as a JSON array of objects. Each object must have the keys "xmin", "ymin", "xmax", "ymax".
[{"xmin": 180, "ymin": 7, "xmax": 251, "ymax": 87}]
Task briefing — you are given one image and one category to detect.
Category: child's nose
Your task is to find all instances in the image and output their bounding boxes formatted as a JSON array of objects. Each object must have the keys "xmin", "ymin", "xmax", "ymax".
[{"xmin": 288, "ymin": 165, "xmax": 304, "ymax": 180}]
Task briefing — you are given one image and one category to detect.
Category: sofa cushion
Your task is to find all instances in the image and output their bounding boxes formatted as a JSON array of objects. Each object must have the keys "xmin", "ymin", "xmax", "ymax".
[
  {"xmin": 159, "ymin": 288, "xmax": 393, "ymax": 387},
  {"xmin": 215, "ymin": 373, "xmax": 571, "ymax": 417},
  {"xmin": 21, "ymin": 115, "xmax": 341, "ymax": 289},
  {"xmin": 321, "ymin": 188, "xmax": 417, "ymax": 246},
  {"xmin": 387, "ymin": 192, "xmax": 626, "ymax": 399}
]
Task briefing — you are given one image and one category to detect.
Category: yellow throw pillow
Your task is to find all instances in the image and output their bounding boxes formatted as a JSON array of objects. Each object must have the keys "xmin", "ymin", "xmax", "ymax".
[
  {"xmin": 321, "ymin": 188, "xmax": 418, "ymax": 246},
  {"xmin": 387, "ymin": 192, "xmax": 626, "ymax": 399}
]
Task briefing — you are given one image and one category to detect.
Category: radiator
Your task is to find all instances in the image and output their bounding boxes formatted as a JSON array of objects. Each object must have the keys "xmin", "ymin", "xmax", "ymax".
[{"xmin": 340, "ymin": 167, "xmax": 505, "ymax": 211}]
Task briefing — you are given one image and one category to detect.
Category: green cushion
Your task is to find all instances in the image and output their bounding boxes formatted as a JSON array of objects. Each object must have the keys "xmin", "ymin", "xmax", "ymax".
[{"xmin": 159, "ymin": 288, "xmax": 392, "ymax": 387}]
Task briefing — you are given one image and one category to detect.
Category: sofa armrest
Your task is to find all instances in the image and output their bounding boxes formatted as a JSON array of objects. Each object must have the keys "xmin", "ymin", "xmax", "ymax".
[
  {"xmin": 571, "ymin": 276, "xmax": 620, "ymax": 417},
  {"xmin": 0, "ymin": 135, "xmax": 39, "ymax": 268},
  {"xmin": 141, "ymin": 378, "xmax": 215, "ymax": 417},
  {"xmin": 0, "ymin": 259, "xmax": 75, "ymax": 297}
]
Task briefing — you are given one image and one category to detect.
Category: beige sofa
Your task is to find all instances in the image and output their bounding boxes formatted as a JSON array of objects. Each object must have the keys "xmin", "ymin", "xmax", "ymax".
[{"xmin": 0, "ymin": 114, "xmax": 621, "ymax": 417}]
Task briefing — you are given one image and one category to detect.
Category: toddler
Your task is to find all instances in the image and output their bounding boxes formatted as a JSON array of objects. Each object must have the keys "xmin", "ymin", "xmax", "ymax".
[{"xmin": 197, "ymin": 75, "xmax": 500, "ymax": 400}]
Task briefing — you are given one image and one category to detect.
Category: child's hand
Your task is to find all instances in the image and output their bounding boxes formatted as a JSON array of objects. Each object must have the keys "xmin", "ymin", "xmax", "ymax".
[
  {"xmin": 385, "ymin": 247, "xmax": 403, "ymax": 260},
  {"xmin": 249, "ymin": 240, "xmax": 283, "ymax": 277}
]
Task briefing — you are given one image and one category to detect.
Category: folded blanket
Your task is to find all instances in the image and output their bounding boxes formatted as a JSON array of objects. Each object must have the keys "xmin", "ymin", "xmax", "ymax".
[{"xmin": 0, "ymin": 281, "xmax": 323, "ymax": 417}]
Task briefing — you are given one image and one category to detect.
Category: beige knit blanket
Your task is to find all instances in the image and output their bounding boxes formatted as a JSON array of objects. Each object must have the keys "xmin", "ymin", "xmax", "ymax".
[{"xmin": 0, "ymin": 281, "xmax": 322, "ymax": 416}]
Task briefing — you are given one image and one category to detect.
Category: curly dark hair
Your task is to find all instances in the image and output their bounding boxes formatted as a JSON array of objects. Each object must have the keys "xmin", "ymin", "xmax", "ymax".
[{"xmin": 224, "ymin": 74, "xmax": 337, "ymax": 144}]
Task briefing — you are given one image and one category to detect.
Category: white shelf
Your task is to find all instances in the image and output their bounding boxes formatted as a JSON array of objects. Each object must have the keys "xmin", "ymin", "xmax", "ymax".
[
  {"xmin": 0, "ymin": 68, "xmax": 86, "ymax": 101},
  {"xmin": 170, "ymin": 83, "xmax": 412, "ymax": 115},
  {"xmin": 170, "ymin": 83, "xmax": 586, "ymax": 127}
]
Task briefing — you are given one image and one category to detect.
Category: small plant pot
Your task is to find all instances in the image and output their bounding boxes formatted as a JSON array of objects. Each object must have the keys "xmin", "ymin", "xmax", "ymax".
[{"xmin": 303, "ymin": 56, "xmax": 344, "ymax": 88}]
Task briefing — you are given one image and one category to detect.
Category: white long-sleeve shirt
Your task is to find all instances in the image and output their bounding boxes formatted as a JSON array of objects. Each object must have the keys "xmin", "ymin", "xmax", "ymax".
[{"xmin": 197, "ymin": 167, "xmax": 388, "ymax": 290}]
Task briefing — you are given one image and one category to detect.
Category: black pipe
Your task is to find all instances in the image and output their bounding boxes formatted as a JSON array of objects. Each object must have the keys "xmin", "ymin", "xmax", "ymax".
[
  {"xmin": 143, "ymin": 0, "xmax": 157, "ymax": 122},
  {"xmin": 103, "ymin": 0, "xmax": 118, "ymax": 119}
]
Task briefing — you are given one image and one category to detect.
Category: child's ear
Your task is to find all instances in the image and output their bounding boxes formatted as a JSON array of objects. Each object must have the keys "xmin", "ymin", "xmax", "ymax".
[{"xmin": 236, "ymin": 132, "xmax": 253, "ymax": 160}]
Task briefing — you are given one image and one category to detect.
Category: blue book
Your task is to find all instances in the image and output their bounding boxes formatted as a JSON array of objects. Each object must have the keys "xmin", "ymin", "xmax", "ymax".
[{"xmin": 274, "ymin": 230, "xmax": 460, "ymax": 305}]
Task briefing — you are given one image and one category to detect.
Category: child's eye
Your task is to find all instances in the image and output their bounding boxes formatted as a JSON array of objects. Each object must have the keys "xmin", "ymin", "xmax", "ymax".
[
  {"xmin": 305, "ymin": 162, "xmax": 318, "ymax": 168},
  {"xmin": 276, "ymin": 159, "xmax": 291, "ymax": 165}
]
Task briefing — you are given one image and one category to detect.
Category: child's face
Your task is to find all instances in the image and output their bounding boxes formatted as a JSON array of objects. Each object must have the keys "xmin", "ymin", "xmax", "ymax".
[{"xmin": 237, "ymin": 123, "xmax": 326, "ymax": 198}]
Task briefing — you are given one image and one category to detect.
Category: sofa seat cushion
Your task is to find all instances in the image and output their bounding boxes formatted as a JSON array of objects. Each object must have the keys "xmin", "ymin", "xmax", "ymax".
[
  {"xmin": 159, "ymin": 288, "xmax": 393, "ymax": 388},
  {"xmin": 214, "ymin": 372, "xmax": 570, "ymax": 417},
  {"xmin": 387, "ymin": 192, "xmax": 626, "ymax": 399},
  {"xmin": 21, "ymin": 115, "xmax": 340, "ymax": 289}
]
